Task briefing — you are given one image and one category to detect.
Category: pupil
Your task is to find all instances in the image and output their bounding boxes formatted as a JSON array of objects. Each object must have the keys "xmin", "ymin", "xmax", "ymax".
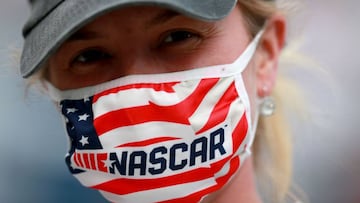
[
  {"xmin": 78, "ymin": 50, "xmax": 108, "ymax": 63},
  {"xmin": 171, "ymin": 31, "xmax": 192, "ymax": 42}
]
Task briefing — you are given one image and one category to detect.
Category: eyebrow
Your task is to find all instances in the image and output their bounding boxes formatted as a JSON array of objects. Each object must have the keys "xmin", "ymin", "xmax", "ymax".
[{"xmin": 145, "ymin": 10, "xmax": 182, "ymax": 28}]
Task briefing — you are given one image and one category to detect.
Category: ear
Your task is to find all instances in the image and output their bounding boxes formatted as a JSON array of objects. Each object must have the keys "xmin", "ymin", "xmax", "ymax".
[{"xmin": 255, "ymin": 14, "xmax": 286, "ymax": 98}]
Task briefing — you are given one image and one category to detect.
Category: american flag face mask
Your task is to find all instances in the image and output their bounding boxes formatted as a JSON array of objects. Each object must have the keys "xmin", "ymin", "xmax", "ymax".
[{"xmin": 46, "ymin": 31, "xmax": 263, "ymax": 203}]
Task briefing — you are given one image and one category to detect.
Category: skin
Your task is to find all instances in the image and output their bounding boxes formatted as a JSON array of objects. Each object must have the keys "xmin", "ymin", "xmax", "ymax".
[{"xmin": 46, "ymin": 3, "xmax": 286, "ymax": 203}]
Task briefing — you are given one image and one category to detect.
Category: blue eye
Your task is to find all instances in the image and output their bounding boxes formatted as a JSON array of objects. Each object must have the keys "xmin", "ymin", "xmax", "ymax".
[
  {"xmin": 72, "ymin": 48, "xmax": 112, "ymax": 65},
  {"xmin": 163, "ymin": 30, "xmax": 198, "ymax": 44}
]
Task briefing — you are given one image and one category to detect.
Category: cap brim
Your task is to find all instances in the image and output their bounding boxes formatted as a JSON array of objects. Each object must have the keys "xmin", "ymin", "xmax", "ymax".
[{"xmin": 20, "ymin": 0, "xmax": 237, "ymax": 78}]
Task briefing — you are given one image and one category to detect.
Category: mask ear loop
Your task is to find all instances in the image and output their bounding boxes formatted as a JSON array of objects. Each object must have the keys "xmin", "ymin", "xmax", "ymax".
[
  {"xmin": 245, "ymin": 101, "xmax": 260, "ymax": 155},
  {"xmin": 241, "ymin": 28, "xmax": 268, "ymax": 155}
]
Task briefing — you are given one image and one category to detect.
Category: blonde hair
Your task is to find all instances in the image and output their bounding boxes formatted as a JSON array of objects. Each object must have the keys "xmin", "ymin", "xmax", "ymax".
[{"xmin": 238, "ymin": 0, "xmax": 305, "ymax": 202}]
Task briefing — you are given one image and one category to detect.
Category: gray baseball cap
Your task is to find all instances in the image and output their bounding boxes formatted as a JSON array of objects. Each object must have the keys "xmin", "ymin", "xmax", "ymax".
[{"xmin": 20, "ymin": 0, "xmax": 239, "ymax": 78}]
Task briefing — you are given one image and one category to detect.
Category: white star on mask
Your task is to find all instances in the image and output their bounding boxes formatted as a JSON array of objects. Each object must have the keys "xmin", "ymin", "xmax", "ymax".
[
  {"xmin": 66, "ymin": 108, "xmax": 78, "ymax": 114},
  {"xmin": 79, "ymin": 135, "xmax": 89, "ymax": 146},
  {"xmin": 78, "ymin": 113, "xmax": 90, "ymax": 121},
  {"xmin": 103, "ymin": 159, "xmax": 115, "ymax": 169}
]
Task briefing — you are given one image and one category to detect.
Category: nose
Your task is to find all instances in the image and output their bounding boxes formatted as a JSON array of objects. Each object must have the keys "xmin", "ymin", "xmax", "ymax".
[{"xmin": 112, "ymin": 51, "xmax": 167, "ymax": 78}]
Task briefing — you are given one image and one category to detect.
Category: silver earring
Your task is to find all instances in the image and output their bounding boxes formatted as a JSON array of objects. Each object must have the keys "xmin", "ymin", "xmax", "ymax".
[{"xmin": 260, "ymin": 96, "xmax": 276, "ymax": 116}]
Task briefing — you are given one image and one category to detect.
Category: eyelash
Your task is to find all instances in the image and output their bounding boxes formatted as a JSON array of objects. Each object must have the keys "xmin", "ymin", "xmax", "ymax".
[
  {"xmin": 71, "ymin": 48, "xmax": 112, "ymax": 66},
  {"xmin": 161, "ymin": 30, "xmax": 200, "ymax": 45},
  {"xmin": 69, "ymin": 30, "xmax": 200, "ymax": 67}
]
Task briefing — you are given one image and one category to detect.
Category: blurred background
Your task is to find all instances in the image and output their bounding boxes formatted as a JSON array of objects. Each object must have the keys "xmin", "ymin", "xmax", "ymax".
[{"xmin": 0, "ymin": 0, "xmax": 359, "ymax": 203}]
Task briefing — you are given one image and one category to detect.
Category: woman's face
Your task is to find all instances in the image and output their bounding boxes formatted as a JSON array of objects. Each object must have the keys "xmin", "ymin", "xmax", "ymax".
[
  {"xmin": 47, "ymin": 5, "xmax": 254, "ymax": 90},
  {"xmin": 46, "ymin": 4, "xmax": 285, "ymax": 122}
]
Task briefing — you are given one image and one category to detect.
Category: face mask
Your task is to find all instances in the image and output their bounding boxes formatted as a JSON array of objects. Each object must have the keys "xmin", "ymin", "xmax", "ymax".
[{"xmin": 46, "ymin": 30, "xmax": 263, "ymax": 203}]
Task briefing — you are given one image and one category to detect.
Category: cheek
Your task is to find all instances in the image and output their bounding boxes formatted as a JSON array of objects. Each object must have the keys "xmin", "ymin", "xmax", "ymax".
[{"xmin": 46, "ymin": 62, "xmax": 63, "ymax": 88}]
